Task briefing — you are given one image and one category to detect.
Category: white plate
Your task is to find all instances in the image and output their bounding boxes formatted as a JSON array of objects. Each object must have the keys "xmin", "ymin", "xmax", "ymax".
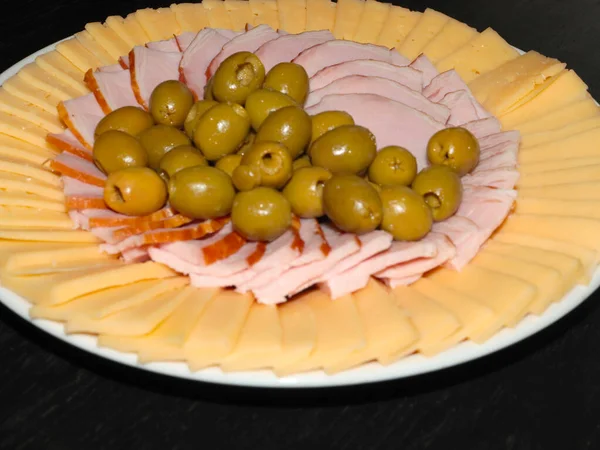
[{"xmin": 1, "ymin": 41, "xmax": 597, "ymax": 389}]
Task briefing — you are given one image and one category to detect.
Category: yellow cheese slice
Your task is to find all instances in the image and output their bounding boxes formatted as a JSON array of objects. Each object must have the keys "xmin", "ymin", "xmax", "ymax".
[
  {"xmin": 0, "ymin": 112, "xmax": 52, "ymax": 150},
  {"xmin": 105, "ymin": 15, "xmax": 151, "ymax": 48},
  {"xmin": 0, "ymin": 172, "xmax": 64, "ymax": 201},
  {"xmin": 75, "ymin": 31, "xmax": 116, "ymax": 66},
  {"xmin": 171, "ymin": 3, "xmax": 211, "ymax": 32},
  {"xmin": 0, "ymin": 134, "xmax": 55, "ymax": 166},
  {"xmin": 305, "ymin": 0, "xmax": 337, "ymax": 32},
  {"xmin": 0, "ymin": 192, "xmax": 64, "ymax": 212},
  {"xmin": 0, "ymin": 89, "xmax": 62, "ymax": 133},
  {"xmin": 184, "ymin": 290, "xmax": 253, "ymax": 370},
  {"xmin": 0, "ymin": 241, "xmax": 96, "ymax": 267},
  {"xmin": 85, "ymin": 23, "xmax": 131, "ymax": 60},
  {"xmin": 56, "ymin": 38, "xmax": 104, "ymax": 72},
  {"xmin": 134, "ymin": 7, "xmax": 181, "ymax": 41},
  {"xmin": 325, "ymin": 280, "xmax": 417, "ymax": 373},
  {"xmin": 516, "ymin": 98, "xmax": 600, "ymax": 135},
  {"xmin": 3, "ymin": 244, "xmax": 110, "ymax": 275},
  {"xmin": 515, "ymin": 197, "xmax": 600, "ymax": 222},
  {"xmin": 221, "ymin": 304, "xmax": 283, "ymax": 371},
  {"xmin": 353, "ymin": 0, "xmax": 391, "ymax": 44},
  {"xmin": 499, "ymin": 70, "xmax": 589, "ymax": 129},
  {"xmin": 3, "ymin": 75, "xmax": 63, "ymax": 113},
  {"xmin": 519, "ymin": 128, "xmax": 600, "ymax": 164},
  {"xmin": 421, "ymin": 18, "xmax": 477, "ymax": 63},
  {"xmin": 397, "ymin": 8, "xmax": 451, "ymax": 60},
  {"xmin": 521, "ymin": 117, "xmax": 600, "ymax": 148},
  {"xmin": 426, "ymin": 265, "xmax": 536, "ymax": 328},
  {"xmin": 517, "ymin": 182, "xmax": 600, "ymax": 201},
  {"xmin": 248, "ymin": 0, "xmax": 279, "ymax": 29},
  {"xmin": 333, "ymin": 0, "xmax": 365, "ymax": 40},
  {"xmin": 411, "ymin": 278, "xmax": 497, "ymax": 345},
  {"xmin": 519, "ymin": 157, "xmax": 600, "ymax": 175},
  {"xmin": 0, "ymin": 158, "xmax": 60, "ymax": 186},
  {"xmin": 17, "ymin": 64, "xmax": 83, "ymax": 102},
  {"xmin": 205, "ymin": 0, "xmax": 235, "ymax": 28},
  {"xmin": 35, "ymin": 52, "xmax": 88, "ymax": 95},
  {"xmin": 436, "ymin": 28, "xmax": 520, "ymax": 83},
  {"xmin": 279, "ymin": 291, "xmax": 365, "ymax": 374},
  {"xmin": 0, "ymin": 208, "xmax": 73, "ymax": 230},
  {"xmin": 277, "ymin": 0, "xmax": 306, "ymax": 34},
  {"xmin": 518, "ymin": 165, "xmax": 600, "ymax": 188},
  {"xmin": 224, "ymin": 0, "xmax": 256, "ymax": 30},
  {"xmin": 0, "ymin": 229, "xmax": 99, "ymax": 243},
  {"xmin": 377, "ymin": 6, "xmax": 420, "ymax": 49}
]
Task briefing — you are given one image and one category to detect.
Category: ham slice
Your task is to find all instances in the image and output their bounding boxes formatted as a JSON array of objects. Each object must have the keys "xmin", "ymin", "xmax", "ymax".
[
  {"xmin": 97, "ymin": 64, "xmax": 124, "ymax": 73},
  {"xmin": 147, "ymin": 37, "xmax": 180, "ymax": 52},
  {"xmin": 47, "ymin": 130, "xmax": 93, "ymax": 162},
  {"xmin": 62, "ymin": 177, "xmax": 104, "ymax": 197},
  {"xmin": 158, "ymin": 223, "xmax": 233, "ymax": 264},
  {"xmin": 118, "ymin": 56, "xmax": 129, "ymax": 69},
  {"xmin": 439, "ymin": 90, "xmax": 479, "ymax": 126},
  {"xmin": 121, "ymin": 247, "xmax": 150, "ymax": 263},
  {"xmin": 129, "ymin": 46, "xmax": 181, "ymax": 109},
  {"xmin": 386, "ymin": 274, "xmax": 422, "ymax": 288},
  {"xmin": 462, "ymin": 117, "xmax": 502, "ymax": 139},
  {"xmin": 409, "ymin": 54, "xmax": 438, "ymax": 86},
  {"xmin": 51, "ymin": 152, "xmax": 106, "ymax": 187},
  {"xmin": 477, "ymin": 151, "xmax": 517, "ymax": 171},
  {"xmin": 310, "ymin": 59, "xmax": 423, "ymax": 92},
  {"xmin": 255, "ymin": 30, "xmax": 335, "ymax": 72},
  {"xmin": 84, "ymin": 69, "xmax": 139, "ymax": 114},
  {"xmin": 306, "ymin": 93, "xmax": 445, "ymax": 170},
  {"xmin": 479, "ymin": 130, "xmax": 521, "ymax": 150},
  {"xmin": 305, "ymin": 75, "xmax": 450, "ymax": 123},
  {"xmin": 293, "ymin": 40, "xmax": 410, "ymax": 77},
  {"xmin": 79, "ymin": 206, "xmax": 177, "ymax": 228},
  {"xmin": 290, "ymin": 218, "xmax": 330, "ymax": 267},
  {"xmin": 175, "ymin": 32, "xmax": 197, "ymax": 52},
  {"xmin": 462, "ymin": 168, "xmax": 520, "ymax": 189},
  {"xmin": 57, "ymin": 93, "xmax": 104, "ymax": 149}
]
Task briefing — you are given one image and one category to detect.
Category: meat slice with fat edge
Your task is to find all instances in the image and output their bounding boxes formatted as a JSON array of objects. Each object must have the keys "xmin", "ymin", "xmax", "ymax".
[
  {"xmin": 129, "ymin": 46, "xmax": 181, "ymax": 109},
  {"xmin": 57, "ymin": 93, "xmax": 104, "ymax": 149},
  {"xmin": 409, "ymin": 54, "xmax": 439, "ymax": 86},
  {"xmin": 84, "ymin": 69, "xmax": 139, "ymax": 113}
]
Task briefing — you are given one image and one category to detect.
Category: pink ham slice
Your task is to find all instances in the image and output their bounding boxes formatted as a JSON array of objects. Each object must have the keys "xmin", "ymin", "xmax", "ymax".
[
  {"xmin": 462, "ymin": 117, "xmax": 502, "ymax": 139},
  {"xmin": 255, "ymin": 30, "xmax": 335, "ymax": 72},
  {"xmin": 57, "ymin": 93, "xmax": 104, "ymax": 149},
  {"xmin": 62, "ymin": 177, "xmax": 104, "ymax": 197},
  {"xmin": 305, "ymin": 75, "xmax": 450, "ymax": 123},
  {"xmin": 147, "ymin": 37, "xmax": 180, "ymax": 52},
  {"xmin": 47, "ymin": 129, "xmax": 92, "ymax": 161},
  {"xmin": 310, "ymin": 59, "xmax": 423, "ymax": 92},
  {"xmin": 290, "ymin": 218, "xmax": 329, "ymax": 267},
  {"xmin": 119, "ymin": 56, "xmax": 129, "ymax": 69},
  {"xmin": 439, "ymin": 90, "xmax": 479, "ymax": 126},
  {"xmin": 129, "ymin": 46, "xmax": 181, "ymax": 109},
  {"xmin": 97, "ymin": 64, "xmax": 124, "ymax": 73},
  {"xmin": 477, "ymin": 151, "xmax": 517, "ymax": 171},
  {"xmin": 51, "ymin": 152, "xmax": 107, "ymax": 187},
  {"xmin": 479, "ymin": 130, "xmax": 521, "ymax": 150},
  {"xmin": 432, "ymin": 215, "xmax": 479, "ymax": 257},
  {"xmin": 157, "ymin": 223, "xmax": 233, "ymax": 264},
  {"xmin": 306, "ymin": 93, "xmax": 445, "ymax": 170},
  {"xmin": 121, "ymin": 247, "xmax": 150, "ymax": 263},
  {"xmin": 175, "ymin": 32, "xmax": 197, "ymax": 52},
  {"xmin": 409, "ymin": 54, "xmax": 438, "ymax": 86},
  {"xmin": 86, "ymin": 69, "xmax": 139, "ymax": 112},
  {"xmin": 462, "ymin": 168, "xmax": 520, "ymax": 189},
  {"xmin": 293, "ymin": 40, "xmax": 410, "ymax": 78},
  {"xmin": 207, "ymin": 24, "xmax": 280, "ymax": 78}
]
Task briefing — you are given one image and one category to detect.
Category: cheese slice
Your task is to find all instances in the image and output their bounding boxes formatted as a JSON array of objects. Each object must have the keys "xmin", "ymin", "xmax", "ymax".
[
  {"xmin": 333, "ymin": 0, "xmax": 365, "ymax": 40},
  {"xmin": 516, "ymin": 98, "xmax": 600, "ymax": 135},
  {"xmin": 0, "ymin": 229, "xmax": 99, "ymax": 243},
  {"xmin": 0, "ymin": 192, "xmax": 64, "ymax": 212},
  {"xmin": 519, "ymin": 128, "xmax": 600, "ymax": 164},
  {"xmin": 221, "ymin": 304, "xmax": 283, "ymax": 371},
  {"xmin": 353, "ymin": 0, "xmax": 391, "ymax": 44},
  {"xmin": 518, "ymin": 182, "xmax": 600, "ymax": 201},
  {"xmin": 224, "ymin": 0, "xmax": 256, "ymax": 30},
  {"xmin": 35, "ymin": 52, "xmax": 88, "ymax": 95},
  {"xmin": 325, "ymin": 279, "xmax": 417, "ymax": 373},
  {"xmin": 277, "ymin": 0, "xmax": 306, "ymax": 34},
  {"xmin": 0, "ymin": 89, "xmax": 62, "ymax": 133},
  {"xmin": 0, "ymin": 208, "xmax": 73, "ymax": 230},
  {"xmin": 85, "ymin": 23, "xmax": 131, "ymax": 60},
  {"xmin": 411, "ymin": 278, "xmax": 497, "ymax": 345},
  {"xmin": 0, "ymin": 158, "xmax": 60, "ymax": 186},
  {"xmin": 172, "ymin": 3, "xmax": 211, "ymax": 32},
  {"xmin": 436, "ymin": 28, "xmax": 520, "ymax": 83},
  {"xmin": 521, "ymin": 117, "xmax": 600, "ymax": 148},
  {"xmin": 105, "ymin": 15, "xmax": 151, "ymax": 48},
  {"xmin": 519, "ymin": 157, "xmax": 600, "ymax": 175},
  {"xmin": 206, "ymin": 0, "xmax": 236, "ymax": 28},
  {"xmin": 514, "ymin": 197, "xmax": 600, "ymax": 221},
  {"xmin": 0, "ymin": 112, "xmax": 53, "ymax": 150},
  {"xmin": 397, "ymin": 8, "xmax": 451, "ymax": 60},
  {"xmin": 0, "ymin": 172, "xmax": 64, "ymax": 201},
  {"xmin": 184, "ymin": 290, "xmax": 253, "ymax": 370},
  {"xmin": 0, "ymin": 134, "xmax": 55, "ymax": 165},
  {"xmin": 421, "ymin": 18, "xmax": 477, "ymax": 63},
  {"xmin": 56, "ymin": 38, "xmax": 105, "ymax": 72},
  {"xmin": 75, "ymin": 31, "xmax": 116, "ymax": 66},
  {"xmin": 3, "ymin": 75, "xmax": 63, "ymax": 114},
  {"xmin": 17, "ymin": 63, "xmax": 82, "ymax": 102},
  {"xmin": 518, "ymin": 165, "xmax": 600, "ymax": 188},
  {"xmin": 0, "ymin": 241, "xmax": 96, "ymax": 268},
  {"xmin": 305, "ymin": 0, "xmax": 336, "ymax": 32},
  {"xmin": 3, "ymin": 244, "xmax": 110, "ymax": 275},
  {"xmin": 134, "ymin": 8, "xmax": 181, "ymax": 41},
  {"xmin": 377, "ymin": 6, "xmax": 420, "ymax": 49}
]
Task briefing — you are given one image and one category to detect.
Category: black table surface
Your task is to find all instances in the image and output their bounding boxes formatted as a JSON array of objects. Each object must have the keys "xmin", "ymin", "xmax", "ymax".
[{"xmin": 1, "ymin": 0, "xmax": 600, "ymax": 448}]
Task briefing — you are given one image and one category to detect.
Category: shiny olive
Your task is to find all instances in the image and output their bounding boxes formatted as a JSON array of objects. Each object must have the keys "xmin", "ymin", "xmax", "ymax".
[
  {"xmin": 241, "ymin": 141, "xmax": 293, "ymax": 189},
  {"xmin": 149, "ymin": 80, "xmax": 194, "ymax": 128},
  {"xmin": 231, "ymin": 187, "xmax": 292, "ymax": 241},
  {"xmin": 245, "ymin": 88, "xmax": 297, "ymax": 131},
  {"xmin": 193, "ymin": 103, "xmax": 251, "ymax": 161},
  {"xmin": 255, "ymin": 106, "xmax": 312, "ymax": 159},
  {"xmin": 310, "ymin": 110, "xmax": 355, "ymax": 146},
  {"xmin": 95, "ymin": 106, "xmax": 154, "ymax": 138},
  {"xmin": 293, "ymin": 155, "xmax": 312, "ymax": 171},
  {"xmin": 310, "ymin": 125, "xmax": 376, "ymax": 175},
  {"xmin": 323, "ymin": 174, "xmax": 382, "ymax": 234},
  {"xmin": 168, "ymin": 166, "xmax": 235, "ymax": 219},
  {"xmin": 263, "ymin": 62, "xmax": 309, "ymax": 104},
  {"xmin": 232, "ymin": 164, "xmax": 261, "ymax": 191},
  {"xmin": 237, "ymin": 131, "xmax": 256, "ymax": 156},
  {"xmin": 379, "ymin": 186, "xmax": 433, "ymax": 241},
  {"xmin": 368, "ymin": 146, "xmax": 417, "ymax": 187},
  {"xmin": 103, "ymin": 167, "xmax": 167, "ymax": 216},
  {"xmin": 158, "ymin": 145, "xmax": 207, "ymax": 180},
  {"xmin": 215, "ymin": 154, "xmax": 243, "ymax": 177},
  {"xmin": 212, "ymin": 51, "xmax": 265, "ymax": 104},
  {"xmin": 93, "ymin": 130, "xmax": 148, "ymax": 174},
  {"xmin": 184, "ymin": 100, "xmax": 219, "ymax": 138},
  {"xmin": 138, "ymin": 125, "xmax": 191, "ymax": 169},
  {"xmin": 427, "ymin": 127, "xmax": 480, "ymax": 176},
  {"xmin": 412, "ymin": 165, "xmax": 463, "ymax": 222},
  {"xmin": 283, "ymin": 167, "xmax": 332, "ymax": 218}
]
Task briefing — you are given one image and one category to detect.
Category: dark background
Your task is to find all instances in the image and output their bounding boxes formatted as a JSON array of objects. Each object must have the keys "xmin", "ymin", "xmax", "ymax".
[{"xmin": 1, "ymin": 0, "xmax": 599, "ymax": 448}]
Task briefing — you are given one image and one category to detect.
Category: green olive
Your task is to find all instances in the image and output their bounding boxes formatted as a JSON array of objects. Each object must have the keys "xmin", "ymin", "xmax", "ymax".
[
  {"xmin": 215, "ymin": 154, "xmax": 243, "ymax": 177},
  {"xmin": 255, "ymin": 106, "xmax": 311, "ymax": 159},
  {"xmin": 149, "ymin": 80, "xmax": 194, "ymax": 128},
  {"xmin": 283, "ymin": 167, "xmax": 332, "ymax": 218},
  {"xmin": 204, "ymin": 77, "xmax": 215, "ymax": 101},
  {"xmin": 231, "ymin": 187, "xmax": 292, "ymax": 241},
  {"xmin": 412, "ymin": 165, "xmax": 463, "ymax": 222},
  {"xmin": 93, "ymin": 130, "xmax": 148, "ymax": 175},
  {"xmin": 212, "ymin": 51, "xmax": 265, "ymax": 105},
  {"xmin": 158, "ymin": 145, "xmax": 207, "ymax": 180},
  {"xmin": 232, "ymin": 164, "xmax": 261, "ymax": 191},
  {"xmin": 293, "ymin": 155, "xmax": 312, "ymax": 171},
  {"xmin": 237, "ymin": 131, "xmax": 256, "ymax": 156},
  {"xmin": 184, "ymin": 100, "xmax": 219, "ymax": 138},
  {"xmin": 379, "ymin": 186, "xmax": 433, "ymax": 241},
  {"xmin": 310, "ymin": 125, "xmax": 376, "ymax": 175},
  {"xmin": 310, "ymin": 110, "xmax": 355, "ymax": 145},
  {"xmin": 103, "ymin": 167, "xmax": 167, "ymax": 216},
  {"xmin": 368, "ymin": 146, "xmax": 417, "ymax": 187},
  {"xmin": 245, "ymin": 88, "xmax": 297, "ymax": 131},
  {"xmin": 263, "ymin": 62, "xmax": 309, "ymax": 104},
  {"xmin": 323, "ymin": 174, "xmax": 382, "ymax": 234},
  {"xmin": 168, "ymin": 166, "xmax": 235, "ymax": 219},
  {"xmin": 138, "ymin": 125, "xmax": 191, "ymax": 170},
  {"xmin": 95, "ymin": 106, "xmax": 154, "ymax": 138},
  {"xmin": 427, "ymin": 127, "xmax": 480, "ymax": 176},
  {"xmin": 193, "ymin": 103, "xmax": 251, "ymax": 161},
  {"xmin": 241, "ymin": 141, "xmax": 293, "ymax": 189}
]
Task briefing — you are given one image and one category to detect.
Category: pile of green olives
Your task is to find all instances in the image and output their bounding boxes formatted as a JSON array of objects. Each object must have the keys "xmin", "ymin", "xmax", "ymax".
[{"xmin": 92, "ymin": 50, "xmax": 479, "ymax": 243}]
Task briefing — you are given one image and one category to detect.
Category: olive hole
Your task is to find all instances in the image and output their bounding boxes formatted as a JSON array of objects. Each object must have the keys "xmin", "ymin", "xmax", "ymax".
[
  {"xmin": 424, "ymin": 193, "xmax": 441, "ymax": 209},
  {"xmin": 236, "ymin": 63, "xmax": 255, "ymax": 87},
  {"xmin": 114, "ymin": 185, "xmax": 125, "ymax": 203}
]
